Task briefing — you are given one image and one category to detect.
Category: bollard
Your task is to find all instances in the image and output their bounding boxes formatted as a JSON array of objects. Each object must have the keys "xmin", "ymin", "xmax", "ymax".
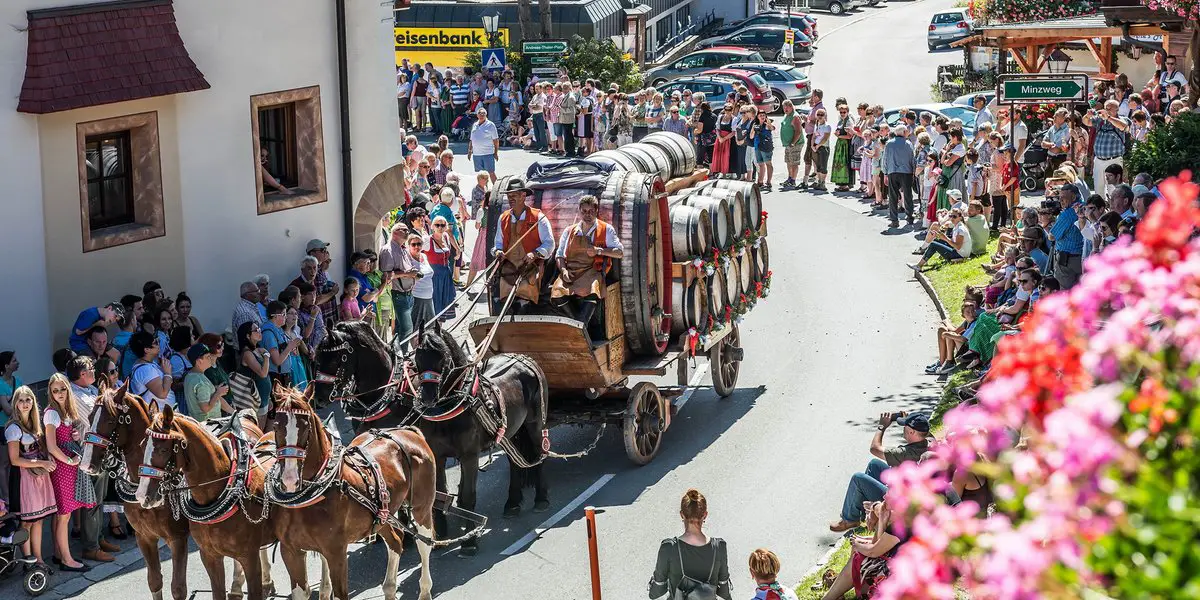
[{"xmin": 585, "ymin": 505, "xmax": 602, "ymax": 600}]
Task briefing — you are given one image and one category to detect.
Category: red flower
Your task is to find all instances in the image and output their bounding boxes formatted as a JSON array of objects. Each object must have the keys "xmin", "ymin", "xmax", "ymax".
[{"xmin": 1137, "ymin": 171, "xmax": 1199, "ymax": 265}]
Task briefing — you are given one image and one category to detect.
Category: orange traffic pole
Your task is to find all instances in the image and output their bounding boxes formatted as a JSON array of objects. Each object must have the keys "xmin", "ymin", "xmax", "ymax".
[{"xmin": 585, "ymin": 505, "xmax": 602, "ymax": 600}]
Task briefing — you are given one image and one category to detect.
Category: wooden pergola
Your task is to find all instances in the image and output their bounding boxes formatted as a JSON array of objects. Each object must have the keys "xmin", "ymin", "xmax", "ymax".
[{"xmin": 953, "ymin": 14, "xmax": 1168, "ymax": 75}]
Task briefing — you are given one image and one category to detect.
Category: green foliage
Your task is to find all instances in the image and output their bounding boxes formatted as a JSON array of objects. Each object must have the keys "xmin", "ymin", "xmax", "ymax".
[
  {"xmin": 1126, "ymin": 112, "xmax": 1200, "ymax": 182},
  {"xmin": 557, "ymin": 34, "xmax": 643, "ymax": 92},
  {"xmin": 794, "ymin": 540, "xmax": 854, "ymax": 600},
  {"xmin": 926, "ymin": 238, "xmax": 999, "ymax": 316},
  {"xmin": 933, "ymin": 370, "xmax": 979, "ymax": 427}
]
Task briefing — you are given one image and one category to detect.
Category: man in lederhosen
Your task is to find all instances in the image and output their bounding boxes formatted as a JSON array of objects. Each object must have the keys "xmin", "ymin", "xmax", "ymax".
[
  {"xmin": 551, "ymin": 195, "xmax": 624, "ymax": 332},
  {"xmin": 493, "ymin": 176, "xmax": 555, "ymax": 314}
]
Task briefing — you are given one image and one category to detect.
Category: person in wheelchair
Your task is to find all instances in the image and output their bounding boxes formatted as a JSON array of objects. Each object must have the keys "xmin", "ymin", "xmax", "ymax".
[{"xmin": 551, "ymin": 195, "xmax": 623, "ymax": 337}]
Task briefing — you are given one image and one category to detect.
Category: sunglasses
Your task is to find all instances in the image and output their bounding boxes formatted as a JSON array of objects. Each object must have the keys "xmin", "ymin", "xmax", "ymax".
[
  {"xmin": 106, "ymin": 369, "xmax": 118, "ymax": 375},
  {"xmin": 434, "ymin": 224, "xmax": 446, "ymax": 228},
  {"xmin": 1019, "ymin": 279, "xmax": 1032, "ymax": 285},
  {"xmin": 409, "ymin": 242, "xmax": 423, "ymax": 247}
]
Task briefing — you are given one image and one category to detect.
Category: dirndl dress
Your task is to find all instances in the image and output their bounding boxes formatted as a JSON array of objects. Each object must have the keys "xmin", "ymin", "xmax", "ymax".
[
  {"xmin": 7, "ymin": 427, "xmax": 55, "ymax": 522},
  {"xmin": 830, "ymin": 136, "xmax": 855, "ymax": 186},
  {"xmin": 710, "ymin": 123, "xmax": 733, "ymax": 174},
  {"xmin": 426, "ymin": 242, "xmax": 457, "ymax": 321},
  {"xmin": 48, "ymin": 414, "xmax": 95, "ymax": 515}
]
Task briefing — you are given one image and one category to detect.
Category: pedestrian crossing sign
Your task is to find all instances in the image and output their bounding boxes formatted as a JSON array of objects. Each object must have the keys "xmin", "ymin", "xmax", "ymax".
[{"xmin": 481, "ymin": 48, "xmax": 506, "ymax": 72}]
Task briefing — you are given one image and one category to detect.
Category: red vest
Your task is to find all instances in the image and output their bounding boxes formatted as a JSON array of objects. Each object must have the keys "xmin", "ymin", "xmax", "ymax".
[{"xmin": 499, "ymin": 207, "xmax": 544, "ymax": 254}]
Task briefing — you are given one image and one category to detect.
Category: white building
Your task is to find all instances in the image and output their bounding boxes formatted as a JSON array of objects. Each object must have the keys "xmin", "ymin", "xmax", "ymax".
[{"xmin": 1, "ymin": 0, "xmax": 406, "ymax": 378}]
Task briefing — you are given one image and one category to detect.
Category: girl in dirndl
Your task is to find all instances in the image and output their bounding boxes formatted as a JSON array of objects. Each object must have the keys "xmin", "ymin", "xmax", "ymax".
[
  {"xmin": 830, "ymin": 104, "xmax": 855, "ymax": 191},
  {"xmin": 5, "ymin": 386, "xmax": 56, "ymax": 568},
  {"xmin": 44, "ymin": 373, "xmax": 94, "ymax": 572},
  {"xmin": 710, "ymin": 105, "xmax": 735, "ymax": 175},
  {"xmin": 427, "ymin": 216, "xmax": 459, "ymax": 322}
]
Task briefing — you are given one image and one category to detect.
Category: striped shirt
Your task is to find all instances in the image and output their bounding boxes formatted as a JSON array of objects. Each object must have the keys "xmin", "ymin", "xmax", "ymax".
[
  {"xmin": 1050, "ymin": 202, "xmax": 1085, "ymax": 255},
  {"xmin": 450, "ymin": 84, "xmax": 469, "ymax": 106}
]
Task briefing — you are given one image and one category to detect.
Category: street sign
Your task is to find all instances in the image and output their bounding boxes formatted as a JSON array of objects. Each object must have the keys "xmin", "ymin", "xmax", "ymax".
[
  {"xmin": 481, "ymin": 47, "xmax": 507, "ymax": 72},
  {"xmin": 998, "ymin": 74, "xmax": 1088, "ymax": 104},
  {"xmin": 784, "ymin": 29, "xmax": 795, "ymax": 45},
  {"xmin": 523, "ymin": 40, "xmax": 568, "ymax": 54},
  {"xmin": 531, "ymin": 67, "xmax": 560, "ymax": 76},
  {"xmin": 529, "ymin": 55, "xmax": 558, "ymax": 66}
]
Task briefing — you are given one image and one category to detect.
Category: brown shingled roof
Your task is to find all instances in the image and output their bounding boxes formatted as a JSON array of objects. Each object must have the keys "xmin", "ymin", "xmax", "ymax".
[{"xmin": 17, "ymin": 0, "xmax": 210, "ymax": 115}]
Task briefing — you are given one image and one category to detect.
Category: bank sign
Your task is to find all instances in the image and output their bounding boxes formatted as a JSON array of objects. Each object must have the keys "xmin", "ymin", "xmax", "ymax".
[{"xmin": 394, "ymin": 27, "xmax": 510, "ymax": 69}]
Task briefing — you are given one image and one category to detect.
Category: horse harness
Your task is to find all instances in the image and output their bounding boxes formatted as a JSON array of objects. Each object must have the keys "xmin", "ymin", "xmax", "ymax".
[{"xmin": 313, "ymin": 337, "xmax": 411, "ymax": 424}]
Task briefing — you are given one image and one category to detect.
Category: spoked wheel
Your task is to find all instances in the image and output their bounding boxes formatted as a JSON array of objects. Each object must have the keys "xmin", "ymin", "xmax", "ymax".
[
  {"xmin": 709, "ymin": 324, "xmax": 742, "ymax": 398},
  {"xmin": 623, "ymin": 382, "xmax": 666, "ymax": 465}
]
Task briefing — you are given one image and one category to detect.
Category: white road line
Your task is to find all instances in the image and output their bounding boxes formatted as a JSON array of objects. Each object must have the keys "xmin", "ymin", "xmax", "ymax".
[
  {"xmin": 499, "ymin": 473, "xmax": 616, "ymax": 556},
  {"xmin": 672, "ymin": 362, "xmax": 710, "ymax": 412}
]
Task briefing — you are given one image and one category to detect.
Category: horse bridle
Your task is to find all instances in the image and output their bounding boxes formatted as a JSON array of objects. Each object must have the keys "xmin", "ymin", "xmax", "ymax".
[
  {"xmin": 315, "ymin": 338, "xmax": 406, "ymax": 420},
  {"xmin": 274, "ymin": 407, "xmax": 312, "ymax": 462}
]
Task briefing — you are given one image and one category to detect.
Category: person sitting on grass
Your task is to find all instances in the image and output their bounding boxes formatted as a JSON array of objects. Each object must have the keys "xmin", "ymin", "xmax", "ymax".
[
  {"xmin": 908, "ymin": 208, "xmax": 971, "ymax": 272},
  {"xmin": 748, "ymin": 548, "xmax": 799, "ymax": 600},
  {"xmin": 991, "ymin": 207, "xmax": 1039, "ymax": 265},
  {"xmin": 820, "ymin": 501, "xmax": 908, "ymax": 600},
  {"xmin": 926, "ymin": 301, "xmax": 978, "ymax": 375},
  {"xmin": 829, "ymin": 412, "xmax": 931, "ymax": 533},
  {"xmin": 986, "ymin": 267, "xmax": 1040, "ymax": 325}
]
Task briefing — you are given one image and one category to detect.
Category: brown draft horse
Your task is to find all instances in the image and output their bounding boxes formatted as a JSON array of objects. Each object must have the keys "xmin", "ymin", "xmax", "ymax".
[
  {"xmin": 136, "ymin": 405, "xmax": 304, "ymax": 600},
  {"xmin": 79, "ymin": 385, "xmax": 272, "ymax": 600},
  {"xmin": 268, "ymin": 388, "xmax": 437, "ymax": 600}
]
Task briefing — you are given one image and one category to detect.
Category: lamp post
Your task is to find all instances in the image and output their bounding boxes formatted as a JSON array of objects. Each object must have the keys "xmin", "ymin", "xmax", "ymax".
[
  {"xmin": 1046, "ymin": 48, "xmax": 1072, "ymax": 74},
  {"xmin": 481, "ymin": 10, "xmax": 501, "ymax": 48}
]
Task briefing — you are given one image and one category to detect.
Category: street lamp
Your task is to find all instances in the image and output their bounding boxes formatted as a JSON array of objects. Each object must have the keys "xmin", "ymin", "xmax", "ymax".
[
  {"xmin": 1046, "ymin": 48, "xmax": 1072, "ymax": 73},
  {"xmin": 481, "ymin": 10, "xmax": 500, "ymax": 47}
]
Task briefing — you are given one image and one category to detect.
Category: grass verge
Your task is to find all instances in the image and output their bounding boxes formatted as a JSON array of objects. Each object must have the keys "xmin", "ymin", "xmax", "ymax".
[
  {"xmin": 794, "ymin": 539, "xmax": 853, "ymax": 600},
  {"xmin": 923, "ymin": 239, "xmax": 1000, "ymax": 316}
]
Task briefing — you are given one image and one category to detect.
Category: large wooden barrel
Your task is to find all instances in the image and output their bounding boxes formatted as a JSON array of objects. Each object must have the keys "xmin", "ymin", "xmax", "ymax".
[
  {"xmin": 489, "ymin": 166, "xmax": 672, "ymax": 355},
  {"xmin": 736, "ymin": 250, "xmax": 753, "ymax": 299},
  {"xmin": 642, "ymin": 131, "xmax": 697, "ymax": 179},
  {"xmin": 587, "ymin": 150, "xmax": 638, "ymax": 172},
  {"xmin": 669, "ymin": 205, "xmax": 712, "ymax": 261},
  {"xmin": 691, "ymin": 186, "xmax": 745, "ymax": 241},
  {"xmin": 752, "ymin": 237, "xmax": 770, "ymax": 283},
  {"xmin": 722, "ymin": 259, "xmax": 739, "ymax": 307},
  {"xmin": 705, "ymin": 268, "xmax": 727, "ymax": 321},
  {"xmin": 619, "ymin": 143, "xmax": 673, "ymax": 183},
  {"xmin": 698, "ymin": 179, "xmax": 762, "ymax": 232},
  {"xmin": 677, "ymin": 194, "xmax": 732, "ymax": 251},
  {"xmin": 671, "ymin": 277, "xmax": 708, "ymax": 336}
]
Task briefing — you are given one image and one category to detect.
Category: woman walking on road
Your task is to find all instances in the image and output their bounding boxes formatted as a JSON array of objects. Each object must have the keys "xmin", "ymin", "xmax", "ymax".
[{"xmin": 648, "ymin": 489, "xmax": 732, "ymax": 599}]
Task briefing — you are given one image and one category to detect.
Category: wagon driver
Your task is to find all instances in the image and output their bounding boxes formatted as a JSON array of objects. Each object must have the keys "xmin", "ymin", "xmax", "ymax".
[
  {"xmin": 493, "ymin": 176, "xmax": 555, "ymax": 314},
  {"xmin": 551, "ymin": 194, "xmax": 624, "ymax": 329}
]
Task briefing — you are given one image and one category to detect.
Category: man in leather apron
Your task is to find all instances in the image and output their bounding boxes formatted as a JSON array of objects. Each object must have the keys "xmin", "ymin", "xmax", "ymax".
[
  {"xmin": 551, "ymin": 195, "xmax": 623, "ymax": 332},
  {"xmin": 492, "ymin": 176, "xmax": 555, "ymax": 314}
]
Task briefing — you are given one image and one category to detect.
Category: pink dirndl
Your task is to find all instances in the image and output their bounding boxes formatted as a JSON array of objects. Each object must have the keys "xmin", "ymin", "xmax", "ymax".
[
  {"xmin": 16, "ymin": 446, "xmax": 56, "ymax": 521},
  {"xmin": 49, "ymin": 417, "xmax": 95, "ymax": 514}
]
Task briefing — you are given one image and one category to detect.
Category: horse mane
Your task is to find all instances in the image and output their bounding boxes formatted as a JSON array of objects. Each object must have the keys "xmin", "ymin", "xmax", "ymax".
[
  {"xmin": 274, "ymin": 386, "xmax": 315, "ymax": 416},
  {"xmin": 148, "ymin": 408, "xmax": 201, "ymax": 445}
]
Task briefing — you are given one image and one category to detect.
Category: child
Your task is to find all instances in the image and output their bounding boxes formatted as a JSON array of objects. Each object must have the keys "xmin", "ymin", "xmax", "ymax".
[
  {"xmin": 748, "ymin": 548, "xmax": 799, "ymax": 600},
  {"xmin": 809, "ymin": 109, "xmax": 832, "ymax": 191},
  {"xmin": 5, "ymin": 386, "xmax": 56, "ymax": 569},
  {"xmin": 470, "ymin": 171, "xmax": 489, "ymax": 223},
  {"xmin": 984, "ymin": 247, "xmax": 1020, "ymax": 307},
  {"xmin": 996, "ymin": 145, "xmax": 1018, "ymax": 232},
  {"xmin": 339, "ymin": 278, "xmax": 371, "ymax": 322},
  {"xmin": 857, "ymin": 128, "xmax": 875, "ymax": 199},
  {"xmin": 965, "ymin": 148, "xmax": 985, "ymax": 207}
]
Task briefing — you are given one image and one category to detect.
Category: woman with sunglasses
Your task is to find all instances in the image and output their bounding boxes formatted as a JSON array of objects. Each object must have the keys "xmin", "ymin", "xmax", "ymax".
[
  {"xmin": 711, "ymin": 105, "xmax": 735, "ymax": 176},
  {"xmin": 407, "ymin": 234, "xmax": 437, "ymax": 328},
  {"xmin": 427, "ymin": 216, "xmax": 459, "ymax": 322},
  {"xmin": 830, "ymin": 103, "xmax": 856, "ymax": 192}
]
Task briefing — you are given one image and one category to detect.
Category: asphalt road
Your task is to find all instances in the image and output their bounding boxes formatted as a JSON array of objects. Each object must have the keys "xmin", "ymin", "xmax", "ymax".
[{"xmin": 16, "ymin": 1, "xmax": 957, "ymax": 598}]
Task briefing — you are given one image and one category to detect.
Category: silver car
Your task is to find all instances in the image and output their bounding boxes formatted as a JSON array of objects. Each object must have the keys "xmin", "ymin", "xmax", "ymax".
[
  {"xmin": 725, "ymin": 62, "xmax": 813, "ymax": 112},
  {"xmin": 927, "ymin": 10, "xmax": 972, "ymax": 50}
]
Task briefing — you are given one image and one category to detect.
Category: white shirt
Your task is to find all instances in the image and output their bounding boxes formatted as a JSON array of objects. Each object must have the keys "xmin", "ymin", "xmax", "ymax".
[
  {"xmin": 951, "ymin": 222, "xmax": 972, "ymax": 258},
  {"xmin": 4, "ymin": 423, "xmax": 35, "ymax": 446},
  {"xmin": 412, "ymin": 254, "xmax": 435, "ymax": 300},
  {"xmin": 70, "ymin": 382, "xmax": 98, "ymax": 418},
  {"xmin": 1008, "ymin": 119, "xmax": 1029, "ymax": 162},
  {"xmin": 130, "ymin": 361, "xmax": 177, "ymax": 410},
  {"xmin": 469, "ymin": 119, "xmax": 499, "ymax": 155},
  {"xmin": 555, "ymin": 220, "xmax": 624, "ymax": 259}
]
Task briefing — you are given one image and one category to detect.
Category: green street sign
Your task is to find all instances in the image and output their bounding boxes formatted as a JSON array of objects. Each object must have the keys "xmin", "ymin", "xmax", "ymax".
[
  {"xmin": 529, "ymin": 54, "xmax": 559, "ymax": 65},
  {"xmin": 523, "ymin": 40, "xmax": 568, "ymax": 54},
  {"xmin": 998, "ymin": 74, "xmax": 1088, "ymax": 104}
]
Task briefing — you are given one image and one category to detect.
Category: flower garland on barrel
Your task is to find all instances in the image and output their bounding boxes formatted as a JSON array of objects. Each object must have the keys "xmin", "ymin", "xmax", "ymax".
[{"xmin": 877, "ymin": 173, "xmax": 1200, "ymax": 599}]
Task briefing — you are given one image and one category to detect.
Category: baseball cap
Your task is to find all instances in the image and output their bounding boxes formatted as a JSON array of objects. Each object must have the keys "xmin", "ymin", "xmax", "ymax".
[
  {"xmin": 306, "ymin": 238, "xmax": 330, "ymax": 253},
  {"xmin": 186, "ymin": 343, "xmax": 215, "ymax": 363},
  {"xmin": 947, "ymin": 189, "xmax": 963, "ymax": 199},
  {"xmin": 896, "ymin": 413, "xmax": 931, "ymax": 433}
]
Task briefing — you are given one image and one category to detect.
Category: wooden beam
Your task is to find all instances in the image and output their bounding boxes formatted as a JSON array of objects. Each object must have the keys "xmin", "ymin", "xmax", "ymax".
[
  {"xmin": 1083, "ymin": 38, "xmax": 1103, "ymax": 65},
  {"xmin": 1009, "ymin": 46, "xmax": 1037, "ymax": 73},
  {"xmin": 999, "ymin": 36, "xmax": 1101, "ymax": 49},
  {"xmin": 1100, "ymin": 38, "xmax": 1113, "ymax": 74},
  {"xmin": 1034, "ymin": 45, "xmax": 1055, "ymax": 73},
  {"xmin": 982, "ymin": 26, "xmax": 1124, "ymax": 40}
]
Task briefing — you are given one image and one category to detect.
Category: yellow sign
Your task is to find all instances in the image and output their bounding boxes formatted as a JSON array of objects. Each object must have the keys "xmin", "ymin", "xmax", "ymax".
[
  {"xmin": 394, "ymin": 27, "xmax": 510, "ymax": 69},
  {"xmin": 784, "ymin": 29, "xmax": 795, "ymax": 45}
]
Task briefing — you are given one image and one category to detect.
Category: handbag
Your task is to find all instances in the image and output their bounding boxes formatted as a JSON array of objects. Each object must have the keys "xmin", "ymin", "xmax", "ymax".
[
  {"xmin": 227, "ymin": 370, "xmax": 262, "ymax": 412},
  {"xmin": 75, "ymin": 465, "xmax": 98, "ymax": 506},
  {"xmin": 673, "ymin": 539, "xmax": 720, "ymax": 600}
]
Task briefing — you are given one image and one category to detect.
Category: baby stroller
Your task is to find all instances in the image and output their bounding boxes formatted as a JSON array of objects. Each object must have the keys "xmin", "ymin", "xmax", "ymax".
[
  {"xmin": 0, "ymin": 518, "xmax": 48, "ymax": 596},
  {"xmin": 1020, "ymin": 132, "xmax": 1050, "ymax": 192},
  {"xmin": 450, "ymin": 113, "xmax": 471, "ymax": 142}
]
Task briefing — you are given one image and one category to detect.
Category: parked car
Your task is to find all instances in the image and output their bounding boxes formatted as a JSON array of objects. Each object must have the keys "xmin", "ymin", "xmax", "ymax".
[
  {"xmin": 724, "ymin": 62, "xmax": 812, "ymax": 111},
  {"xmin": 881, "ymin": 103, "xmax": 979, "ymax": 138},
  {"xmin": 695, "ymin": 25, "xmax": 813, "ymax": 62},
  {"xmin": 644, "ymin": 47, "xmax": 766, "ymax": 86},
  {"xmin": 714, "ymin": 10, "xmax": 818, "ymax": 40},
  {"xmin": 768, "ymin": 0, "xmax": 866, "ymax": 16},
  {"xmin": 952, "ymin": 91, "xmax": 994, "ymax": 108},
  {"xmin": 698, "ymin": 68, "xmax": 778, "ymax": 112},
  {"xmin": 656, "ymin": 76, "xmax": 740, "ymax": 111},
  {"xmin": 927, "ymin": 10, "xmax": 972, "ymax": 50}
]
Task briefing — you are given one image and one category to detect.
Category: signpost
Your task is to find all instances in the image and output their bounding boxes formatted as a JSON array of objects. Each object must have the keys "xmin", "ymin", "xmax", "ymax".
[
  {"xmin": 523, "ymin": 38, "xmax": 568, "ymax": 78},
  {"xmin": 523, "ymin": 40, "xmax": 568, "ymax": 54},
  {"xmin": 481, "ymin": 47, "xmax": 507, "ymax": 73},
  {"xmin": 998, "ymin": 73, "xmax": 1088, "ymax": 104}
]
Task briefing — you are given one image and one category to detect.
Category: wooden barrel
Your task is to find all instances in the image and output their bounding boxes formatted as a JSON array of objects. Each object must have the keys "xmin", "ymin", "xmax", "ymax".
[
  {"xmin": 642, "ymin": 131, "xmax": 697, "ymax": 179},
  {"xmin": 751, "ymin": 237, "xmax": 770, "ymax": 283},
  {"xmin": 691, "ymin": 186, "xmax": 745, "ymax": 241},
  {"xmin": 489, "ymin": 167, "xmax": 672, "ymax": 355},
  {"xmin": 619, "ymin": 143, "xmax": 673, "ymax": 183},
  {"xmin": 669, "ymin": 205, "xmax": 711, "ymax": 261},
  {"xmin": 722, "ymin": 259, "xmax": 739, "ymax": 307},
  {"xmin": 670, "ymin": 277, "xmax": 708, "ymax": 336},
  {"xmin": 587, "ymin": 150, "xmax": 638, "ymax": 172},
  {"xmin": 736, "ymin": 250, "xmax": 753, "ymax": 298},
  {"xmin": 677, "ymin": 194, "xmax": 732, "ymax": 251},
  {"xmin": 698, "ymin": 179, "xmax": 762, "ymax": 232},
  {"xmin": 705, "ymin": 268, "xmax": 727, "ymax": 321}
]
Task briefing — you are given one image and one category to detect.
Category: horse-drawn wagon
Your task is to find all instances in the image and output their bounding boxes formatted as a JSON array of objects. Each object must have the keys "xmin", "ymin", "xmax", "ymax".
[{"xmin": 471, "ymin": 133, "xmax": 771, "ymax": 465}]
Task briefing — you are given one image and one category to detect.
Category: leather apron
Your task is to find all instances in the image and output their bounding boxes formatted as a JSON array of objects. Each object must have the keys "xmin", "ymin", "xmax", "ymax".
[
  {"xmin": 499, "ymin": 213, "xmax": 544, "ymax": 304},
  {"xmin": 551, "ymin": 223, "xmax": 607, "ymax": 300}
]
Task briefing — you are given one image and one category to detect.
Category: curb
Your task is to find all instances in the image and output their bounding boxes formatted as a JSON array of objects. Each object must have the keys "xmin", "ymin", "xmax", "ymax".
[
  {"xmin": 914, "ymin": 269, "xmax": 950, "ymax": 321},
  {"xmin": 793, "ymin": 538, "xmax": 849, "ymax": 594}
]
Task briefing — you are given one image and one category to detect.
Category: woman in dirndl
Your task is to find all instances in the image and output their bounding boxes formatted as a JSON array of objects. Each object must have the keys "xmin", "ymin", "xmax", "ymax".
[
  {"xmin": 710, "ymin": 105, "xmax": 735, "ymax": 175},
  {"xmin": 43, "ymin": 373, "xmax": 94, "ymax": 572},
  {"xmin": 830, "ymin": 103, "xmax": 856, "ymax": 191},
  {"xmin": 427, "ymin": 216, "xmax": 459, "ymax": 321},
  {"xmin": 5, "ymin": 386, "xmax": 57, "ymax": 568}
]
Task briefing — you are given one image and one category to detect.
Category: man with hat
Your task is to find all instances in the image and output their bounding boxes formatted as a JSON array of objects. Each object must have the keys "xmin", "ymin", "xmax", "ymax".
[
  {"xmin": 828, "ymin": 411, "xmax": 931, "ymax": 532},
  {"xmin": 493, "ymin": 177, "xmax": 555, "ymax": 313},
  {"xmin": 551, "ymin": 195, "xmax": 623, "ymax": 332},
  {"xmin": 292, "ymin": 238, "xmax": 340, "ymax": 325},
  {"xmin": 184, "ymin": 342, "xmax": 228, "ymax": 422}
]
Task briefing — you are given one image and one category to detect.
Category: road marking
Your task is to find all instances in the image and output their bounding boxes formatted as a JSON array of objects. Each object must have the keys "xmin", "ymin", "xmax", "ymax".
[
  {"xmin": 818, "ymin": 0, "xmax": 933, "ymax": 40},
  {"xmin": 673, "ymin": 362, "xmax": 711, "ymax": 412},
  {"xmin": 499, "ymin": 473, "xmax": 616, "ymax": 556}
]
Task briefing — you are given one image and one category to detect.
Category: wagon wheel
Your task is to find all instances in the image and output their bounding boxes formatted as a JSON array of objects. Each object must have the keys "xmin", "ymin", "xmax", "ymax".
[
  {"xmin": 623, "ymin": 382, "xmax": 666, "ymax": 466},
  {"xmin": 709, "ymin": 324, "xmax": 742, "ymax": 398}
]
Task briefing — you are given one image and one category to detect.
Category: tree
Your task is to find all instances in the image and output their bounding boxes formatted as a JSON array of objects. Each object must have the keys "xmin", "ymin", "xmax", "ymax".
[
  {"xmin": 557, "ymin": 35, "xmax": 643, "ymax": 91},
  {"xmin": 517, "ymin": 0, "xmax": 533, "ymax": 43},
  {"xmin": 538, "ymin": 0, "xmax": 553, "ymax": 38},
  {"xmin": 1141, "ymin": 0, "xmax": 1200, "ymax": 108},
  {"xmin": 1126, "ymin": 112, "xmax": 1200, "ymax": 181}
]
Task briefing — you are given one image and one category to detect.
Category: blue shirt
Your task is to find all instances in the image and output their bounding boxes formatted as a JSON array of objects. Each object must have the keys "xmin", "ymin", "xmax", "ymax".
[
  {"xmin": 0, "ymin": 374, "xmax": 23, "ymax": 428},
  {"xmin": 430, "ymin": 203, "xmax": 460, "ymax": 241},
  {"xmin": 883, "ymin": 137, "xmax": 915, "ymax": 174},
  {"xmin": 260, "ymin": 322, "xmax": 288, "ymax": 374},
  {"xmin": 1050, "ymin": 202, "xmax": 1085, "ymax": 255},
  {"xmin": 350, "ymin": 269, "xmax": 375, "ymax": 310},
  {"xmin": 1044, "ymin": 123, "xmax": 1070, "ymax": 155},
  {"xmin": 70, "ymin": 307, "xmax": 101, "ymax": 352},
  {"xmin": 1031, "ymin": 248, "xmax": 1050, "ymax": 273}
]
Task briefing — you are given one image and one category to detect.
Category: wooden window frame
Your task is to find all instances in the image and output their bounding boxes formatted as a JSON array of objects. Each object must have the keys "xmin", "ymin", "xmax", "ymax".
[
  {"xmin": 249, "ymin": 86, "xmax": 327, "ymax": 215},
  {"xmin": 84, "ymin": 130, "xmax": 136, "ymax": 231},
  {"xmin": 76, "ymin": 112, "xmax": 165, "ymax": 253}
]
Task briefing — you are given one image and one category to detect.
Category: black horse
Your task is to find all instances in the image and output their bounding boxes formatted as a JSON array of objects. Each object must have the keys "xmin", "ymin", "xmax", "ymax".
[{"xmin": 312, "ymin": 320, "xmax": 550, "ymax": 555}]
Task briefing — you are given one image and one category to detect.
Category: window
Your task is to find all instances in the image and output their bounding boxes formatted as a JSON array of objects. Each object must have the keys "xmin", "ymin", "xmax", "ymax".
[
  {"xmin": 760, "ymin": 69, "xmax": 785, "ymax": 81},
  {"xmin": 249, "ymin": 86, "xmax": 328, "ymax": 215},
  {"xmin": 75, "ymin": 112, "xmax": 165, "ymax": 252},
  {"xmin": 933, "ymin": 12, "xmax": 965, "ymax": 24},
  {"xmin": 656, "ymin": 17, "xmax": 672, "ymax": 48},
  {"xmin": 679, "ymin": 54, "xmax": 707, "ymax": 69},
  {"xmin": 675, "ymin": 5, "xmax": 691, "ymax": 30},
  {"xmin": 85, "ymin": 132, "xmax": 134, "ymax": 231}
]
